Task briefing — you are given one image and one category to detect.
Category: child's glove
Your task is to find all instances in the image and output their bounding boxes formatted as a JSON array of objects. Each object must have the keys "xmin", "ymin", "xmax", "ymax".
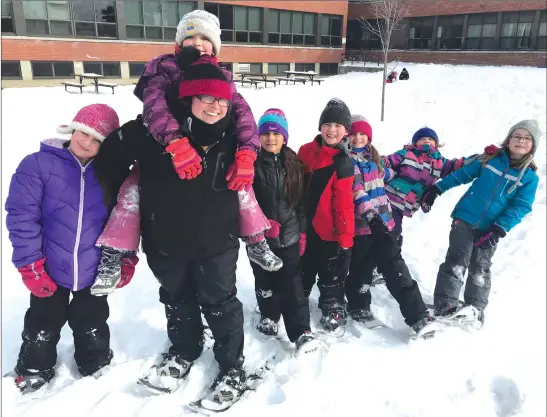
[
  {"xmin": 474, "ymin": 225, "xmax": 506, "ymax": 249},
  {"xmin": 18, "ymin": 258, "xmax": 57, "ymax": 298},
  {"xmin": 484, "ymin": 144, "xmax": 500, "ymax": 155},
  {"xmin": 166, "ymin": 138, "xmax": 202, "ymax": 180},
  {"xmin": 363, "ymin": 210, "xmax": 388, "ymax": 235},
  {"xmin": 299, "ymin": 233, "xmax": 307, "ymax": 256},
  {"xmin": 226, "ymin": 150, "xmax": 256, "ymax": 191},
  {"xmin": 329, "ymin": 246, "xmax": 351, "ymax": 281},
  {"xmin": 117, "ymin": 254, "xmax": 139, "ymax": 289},
  {"xmin": 264, "ymin": 220, "xmax": 281, "ymax": 239},
  {"xmin": 420, "ymin": 185, "xmax": 443, "ymax": 213}
]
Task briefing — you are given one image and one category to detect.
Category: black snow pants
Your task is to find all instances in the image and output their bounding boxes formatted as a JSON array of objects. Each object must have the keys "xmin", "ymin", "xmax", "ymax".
[
  {"xmin": 16, "ymin": 286, "xmax": 112, "ymax": 381},
  {"xmin": 345, "ymin": 233, "xmax": 428, "ymax": 326},
  {"xmin": 434, "ymin": 219, "xmax": 497, "ymax": 311},
  {"xmin": 252, "ymin": 243, "xmax": 310, "ymax": 342},
  {"xmin": 147, "ymin": 248, "xmax": 244, "ymax": 371}
]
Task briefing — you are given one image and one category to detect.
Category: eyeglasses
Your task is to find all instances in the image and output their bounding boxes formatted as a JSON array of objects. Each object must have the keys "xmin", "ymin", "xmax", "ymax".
[
  {"xmin": 196, "ymin": 94, "xmax": 229, "ymax": 107},
  {"xmin": 510, "ymin": 135, "xmax": 533, "ymax": 143}
]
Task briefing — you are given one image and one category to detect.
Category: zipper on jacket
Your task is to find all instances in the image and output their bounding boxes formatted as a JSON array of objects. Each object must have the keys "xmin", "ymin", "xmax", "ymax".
[
  {"xmin": 475, "ymin": 165, "xmax": 508, "ymax": 229},
  {"xmin": 195, "ymin": 143, "xmax": 218, "ymax": 250},
  {"xmin": 274, "ymin": 153, "xmax": 284, "ymax": 247},
  {"xmin": 73, "ymin": 164, "xmax": 87, "ymax": 291}
]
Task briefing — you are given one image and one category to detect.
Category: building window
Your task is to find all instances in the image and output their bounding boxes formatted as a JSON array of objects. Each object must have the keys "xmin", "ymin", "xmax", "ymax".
[
  {"xmin": 83, "ymin": 61, "xmax": 121, "ymax": 77},
  {"xmin": 129, "ymin": 62, "xmax": 146, "ymax": 77},
  {"xmin": 465, "ymin": 13, "xmax": 497, "ymax": 50},
  {"xmin": 205, "ymin": 3, "xmax": 261, "ymax": 44},
  {"xmin": 538, "ymin": 11, "xmax": 546, "ymax": 50},
  {"xmin": 268, "ymin": 63, "xmax": 289, "ymax": 75},
  {"xmin": 22, "ymin": 0, "xmax": 117, "ymax": 37},
  {"xmin": 500, "ymin": 11, "xmax": 535, "ymax": 50},
  {"xmin": 409, "ymin": 17, "xmax": 434, "ymax": 49},
  {"xmin": 1, "ymin": 1, "xmax": 15, "ymax": 33},
  {"xmin": 31, "ymin": 61, "xmax": 74, "ymax": 78},
  {"xmin": 319, "ymin": 63, "xmax": 338, "ymax": 75},
  {"xmin": 238, "ymin": 63, "xmax": 262, "ymax": 73},
  {"xmin": 295, "ymin": 63, "xmax": 315, "ymax": 72},
  {"xmin": 126, "ymin": 1, "xmax": 194, "ymax": 41},
  {"xmin": 267, "ymin": 9, "xmax": 315, "ymax": 46},
  {"xmin": 1, "ymin": 60, "xmax": 21, "ymax": 79},
  {"xmin": 436, "ymin": 15, "xmax": 464, "ymax": 49},
  {"xmin": 321, "ymin": 14, "xmax": 342, "ymax": 47},
  {"xmin": 356, "ymin": 19, "xmax": 382, "ymax": 50}
]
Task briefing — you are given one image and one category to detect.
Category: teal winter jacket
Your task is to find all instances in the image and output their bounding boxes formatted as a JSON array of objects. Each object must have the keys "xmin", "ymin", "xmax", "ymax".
[{"xmin": 435, "ymin": 151, "xmax": 539, "ymax": 233}]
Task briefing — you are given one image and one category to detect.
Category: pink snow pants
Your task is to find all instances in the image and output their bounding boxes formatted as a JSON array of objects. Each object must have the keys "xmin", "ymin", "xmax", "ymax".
[{"xmin": 96, "ymin": 166, "xmax": 270, "ymax": 252}]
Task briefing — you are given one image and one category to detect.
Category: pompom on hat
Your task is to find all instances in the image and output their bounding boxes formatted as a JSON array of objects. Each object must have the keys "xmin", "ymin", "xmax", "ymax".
[{"xmin": 57, "ymin": 104, "xmax": 120, "ymax": 142}]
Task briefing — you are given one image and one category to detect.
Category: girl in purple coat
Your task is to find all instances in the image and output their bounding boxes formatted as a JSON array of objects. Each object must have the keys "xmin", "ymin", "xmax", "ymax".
[
  {"xmin": 92, "ymin": 10, "xmax": 281, "ymax": 293},
  {"xmin": 5, "ymin": 104, "xmax": 123, "ymax": 394}
]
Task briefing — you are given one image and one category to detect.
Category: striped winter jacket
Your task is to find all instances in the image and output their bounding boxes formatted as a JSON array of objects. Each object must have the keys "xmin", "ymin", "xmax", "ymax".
[
  {"xmin": 351, "ymin": 147, "xmax": 396, "ymax": 235},
  {"xmin": 382, "ymin": 144, "xmax": 465, "ymax": 217}
]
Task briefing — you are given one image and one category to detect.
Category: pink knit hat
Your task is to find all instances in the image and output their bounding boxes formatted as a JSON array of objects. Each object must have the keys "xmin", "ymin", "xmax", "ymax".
[{"xmin": 57, "ymin": 104, "xmax": 120, "ymax": 142}]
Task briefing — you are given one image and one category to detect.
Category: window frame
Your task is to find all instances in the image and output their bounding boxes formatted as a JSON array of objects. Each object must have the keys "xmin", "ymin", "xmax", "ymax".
[
  {"xmin": 409, "ymin": 17, "xmax": 434, "ymax": 49},
  {"xmin": 436, "ymin": 15, "xmax": 464, "ymax": 50},
  {"xmin": 319, "ymin": 63, "xmax": 338, "ymax": 75},
  {"xmin": 1, "ymin": 0, "xmax": 15, "ymax": 34},
  {"xmin": 267, "ymin": 63, "xmax": 290, "ymax": 75},
  {"xmin": 294, "ymin": 63, "xmax": 315, "ymax": 72},
  {"xmin": 499, "ymin": 11, "xmax": 535, "ymax": 50},
  {"xmin": 1, "ymin": 60, "xmax": 22, "ymax": 79},
  {"xmin": 82, "ymin": 61, "xmax": 121, "ymax": 78},
  {"xmin": 128, "ymin": 61, "xmax": 146, "ymax": 77},
  {"xmin": 30, "ymin": 60, "xmax": 75, "ymax": 79},
  {"xmin": 465, "ymin": 12, "xmax": 498, "ymax": 50},
  {"xmin": 205, "ymin": 3, "xmax": 262, "ymax": 44},
  {"xmin": 538, "ymin": 11, "xmax": 546, "ymax": 51},
  {"xmin": 267, "ymin": 9, "xmax": 316, "ymax": 46},
  {"xmin": 320, "ymin": 14, "xmax": 342, "ymax": 47}
]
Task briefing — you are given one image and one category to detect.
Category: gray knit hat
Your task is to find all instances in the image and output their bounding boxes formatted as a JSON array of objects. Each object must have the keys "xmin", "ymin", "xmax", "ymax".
[{"xmin": 503, "ymin": 119, "xmax": 541, "ymax": 155}]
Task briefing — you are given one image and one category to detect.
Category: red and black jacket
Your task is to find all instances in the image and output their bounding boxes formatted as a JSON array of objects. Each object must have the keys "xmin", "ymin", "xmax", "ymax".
[{"xmin": 297, "ymin": 135, "xmax": 355, "ymax": 249}]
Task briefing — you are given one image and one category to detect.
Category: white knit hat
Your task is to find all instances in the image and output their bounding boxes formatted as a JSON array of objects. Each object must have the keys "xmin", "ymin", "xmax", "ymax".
[
  {"xmin": 175, "ymin": 10, "xmax": 221, "ymax": 55},
  {"xmin": 57, "ymin": 104, "xmax": 120, "ymax": 142}
]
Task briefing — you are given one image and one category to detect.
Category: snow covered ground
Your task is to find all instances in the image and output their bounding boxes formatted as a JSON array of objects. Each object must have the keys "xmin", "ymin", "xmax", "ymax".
[{"xmin": 1, "ymin": 63, "xmax": 546, "ymax": 417}]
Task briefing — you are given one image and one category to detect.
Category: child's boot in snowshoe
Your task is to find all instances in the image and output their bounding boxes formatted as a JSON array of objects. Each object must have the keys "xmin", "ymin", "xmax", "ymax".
[{"xmin": 247, "ymin": 240, "xmax": 283, "ymax": 272}]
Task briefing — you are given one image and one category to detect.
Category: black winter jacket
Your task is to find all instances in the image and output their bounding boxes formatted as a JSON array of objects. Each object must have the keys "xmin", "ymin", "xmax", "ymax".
[
  {"xmin": 253, "ymin": 147, "xmax": 306, "ymax": 249},
  {"xmin": 95, "ymin": 114, "xmax": 239, "ymax": 261}
]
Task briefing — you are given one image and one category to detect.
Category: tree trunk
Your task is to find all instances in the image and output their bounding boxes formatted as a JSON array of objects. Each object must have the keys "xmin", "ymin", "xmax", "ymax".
[{"xmin": 381, "ymin": 49, "xmax": 388, "ymax": 122}]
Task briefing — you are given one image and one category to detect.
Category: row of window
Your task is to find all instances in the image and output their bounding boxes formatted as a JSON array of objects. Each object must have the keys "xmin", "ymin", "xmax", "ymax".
[
  {"xmin": 347, "ymin": 10, "xmax": 547, "ymax": 51},
  {"xmin": 1, "ymin": 61, "xmax": 338, "ymax": 80},
  {"xmin": 1, "ymin": 1, "xmax": 343, "ymax": 48}
]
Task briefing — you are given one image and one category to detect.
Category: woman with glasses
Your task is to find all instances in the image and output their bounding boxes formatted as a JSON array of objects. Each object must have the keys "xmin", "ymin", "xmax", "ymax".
[
  {"xmin": 420, "ymin": 120, "xmax": 541, "ymax": 327},
  {"xmin": 93, "ymin": 54, "xmax": 254, "ymax": 409}
]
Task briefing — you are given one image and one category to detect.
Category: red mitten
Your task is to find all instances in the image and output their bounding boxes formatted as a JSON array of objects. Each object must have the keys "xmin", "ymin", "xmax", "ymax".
[
  {"xmin": 226, "ymin": 150, "xmax": 257, "ymax": 192},
  {"xmin": 116, "ymin": 254, "xmax": 139, "ymax": 289},
  {"xmin": 264, "ymin": 220, "xmax": 281, "ymax": 239},
  {"xmin": 299, "ymin": 233, "xmax": 307, "ymax": 256},
  {"xmin": 484, "ymin": 144, "xmax": 500, "ymax": 155},
  {"xmin": 166, "ymin": 138, "xmax": 202, "ymax": 180},
  {"xmin": 18, "ymin": 258, "xmax": 57, "ymax": 298}
]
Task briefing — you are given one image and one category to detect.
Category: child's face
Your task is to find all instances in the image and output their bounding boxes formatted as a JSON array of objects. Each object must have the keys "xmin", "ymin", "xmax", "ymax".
[
  {"xmin": 349, "ymin": 132, "xmax": 369, "ymax": 148},
  {"xmin": 320, "ymin": 123, "xmax": 347, "ymax": 146},
  {"xmin": 415, "ymin": 137, "xmax": 437, "ymax": 147},
  {"xmin": 182, "ymin": 35, "xmax": 214, "ymax": 55},
  {"xmin": 69, "ymin": 130, "xmax": 101, "ymax": 160},
  {"xmin": 260, "ymin": 132, "xmax": 284, "ymax": 154},
  {"xmin": 507, "ymin": 128, "xmax": 533, "ymax": 158},
  {"xmin": 191, "ymin": 95, "xmax": 228, "ymax": 124}
]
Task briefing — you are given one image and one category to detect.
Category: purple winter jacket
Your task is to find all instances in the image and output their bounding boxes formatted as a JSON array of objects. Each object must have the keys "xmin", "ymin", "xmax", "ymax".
[
  {"xmin": 134, "ymin": 53, "xmax": 260, "ymax": 152},
  {"xmin": 5, "ymin": 139, "xmax": 108, "ymax": 291}
]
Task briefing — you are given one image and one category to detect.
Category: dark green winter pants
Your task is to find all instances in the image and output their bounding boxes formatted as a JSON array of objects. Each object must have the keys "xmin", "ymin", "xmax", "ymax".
[{"xmin": 434, "ymin": 219, "xmax": 497, "ymax": 311}]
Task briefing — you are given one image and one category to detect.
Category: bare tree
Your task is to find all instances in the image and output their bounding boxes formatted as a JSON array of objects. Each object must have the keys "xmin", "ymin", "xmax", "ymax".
[{"xmin": 358, "ymin": 0, "xmax": 408, "ymax": 121}]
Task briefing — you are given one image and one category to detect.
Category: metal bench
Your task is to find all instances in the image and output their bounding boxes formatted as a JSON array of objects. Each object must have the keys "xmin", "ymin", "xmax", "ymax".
[
  {"xmin": 275, "ymin": 77, "xmax": 291, "ymax": 85},
  {"xmin": 61, "ymin": 81, "xmax": 85, "ymax": 93},
  {"xmin": 248, "ymin": 77, "xmax": 277, "ymax": 88},
  {"xmin": 97, "ymin": 81, "xmax": 119, "ymax": 94},
  {"xmin": 290, "ymin": 77, "xmax": 308, "ymax": 85},
  {"xmin": 311, "ymin": 78, "xmax": 324, "ymax": 86},
  {"xmin": 239, "ymin": 78, "xmax": 259, "ymax": 89}
]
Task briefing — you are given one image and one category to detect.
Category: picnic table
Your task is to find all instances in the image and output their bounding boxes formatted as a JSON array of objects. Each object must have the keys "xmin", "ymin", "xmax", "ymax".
[
  {"xmin": 77, "ymin": 73, "xmax": 105, "ymax": 93},
  {"xmin": 235, "ymin": 72, "xmax": 277, "ymax": 88},
  {"xmin": 282, "ymin": 71, "xmax": 323, "ymax": 85}
]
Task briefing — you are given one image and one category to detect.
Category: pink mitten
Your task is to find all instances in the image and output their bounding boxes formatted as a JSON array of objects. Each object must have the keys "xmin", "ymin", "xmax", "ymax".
[{"xmin": 264, "ymin": 220, "xmax": 281, "ymax": 239}]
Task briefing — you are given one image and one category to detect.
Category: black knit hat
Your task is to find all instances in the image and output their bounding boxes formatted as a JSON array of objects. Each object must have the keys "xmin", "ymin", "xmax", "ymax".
[{"xmin": 318, "ymin": 98, "xmax": 351, "ymax": 132}]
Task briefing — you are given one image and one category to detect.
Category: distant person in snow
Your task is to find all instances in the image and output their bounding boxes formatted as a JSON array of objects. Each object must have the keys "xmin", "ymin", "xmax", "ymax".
[
  {"xmin": 94, "ymin": 54, "xmax": 252, "ymax": 406},
  {"xmin": 399, "ymin": 68, "xmax": 409, "ymax": 80},
  {"xmin": 251, "ymin": 108, "xmax": 323, "ymax": 355},
  {"xmin": 386, "ymin": 71, "xmax": 398, "ymax": 83},
  {"xmin": 381, "ymin": 127, "xmax": 467, "ymax": 247},
  {"xmin": 298, "ymin": 98, "xmax": 355, "ymax": 335},
  {"xmin": 420, "ymin": 120, "xmax": 541, "ymax": 326},
  {"xmin": 5, "ymin": 104, "xmax": 123, "ymax": 394},
  {"xmin": 92, "ymin": 9, "xmax": 282, "ymax": 294},
  {"xmin": 346, "ymin": 115, "xmax": 439, "ymax": 339}
]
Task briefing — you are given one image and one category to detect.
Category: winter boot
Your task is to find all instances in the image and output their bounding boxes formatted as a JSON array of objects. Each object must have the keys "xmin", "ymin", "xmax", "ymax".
[
  {"xmin": 348, "ymin": 308, "xmax": 385, "ymax": 329},
  {"xmin": 247, "ymin": 240, "xmax": 283, "ymax": 272},
  {"xmin": 90, "ymin": 247, "xmax": 125, "ymax": 296},
  {"xmin": 206, "ymin": 367, "xmax": 247, "ymax": 407},
  {"xmin": 155, "ymin": 352, "xmax": 193, "ymax": 379},
  {"xmin": 371, "ymin": 268, "xmax": 385, "ymax": 286},
  {"xmin": 295, "ymin": 331, "xmax": 326, "ymax": 356},
  {"xmin": 14, "ymin": 373, "xmax": 48, "ymax": 395},
  {"xmin": 256, "ymin": 317, "xmax": 278, "ymax": 336},
  {"xmin": 319, "ymin": 311, "xmax": 347, "ymax": 335},
  {"xmin": 433, "ymin": 301, "xmax": 459, "ymax": 318},
  {"xmin": 411, "ymin": 315, "xmax": 441, "ymax": 340}
]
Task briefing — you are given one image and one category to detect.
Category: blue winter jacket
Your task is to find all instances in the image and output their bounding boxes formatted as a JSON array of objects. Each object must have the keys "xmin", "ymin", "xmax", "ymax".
[{"xmin": 435, "ymin": 151, "xmax": 538, "ymax": 233}]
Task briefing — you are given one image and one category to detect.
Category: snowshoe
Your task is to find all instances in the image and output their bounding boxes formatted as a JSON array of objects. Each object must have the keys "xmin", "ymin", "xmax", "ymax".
[
  {"xmin": 410, "ymin": 316, "xmax": 443, "ymax": 340},
  {"xmin": 295, "ymin": 331, "xmax": 328, "ymax": 358},
  {"xmin": 256, "ymin": 317, "xmax": 279, "ymax": 337},
  {"xmin": 317, "ymin": 311, "xmax": 347, "ymax": 337},
  {"xmin": 349, "ymin": 308, "xmax": 386, "ymax": 329},
  {"xmin": 137, "ymin": 353, "xmax": 193, "ymax": 394},
  {"xmin": 247, "ymin": 240, "xmax": 283, "ymax": 272},
  {"xmin": 90, "ymin": 247, "xmax": 125, "ymax": 296},
  {"xmin": 14, "ymin": 374, "xmax": 48, "ymax": 395},
  {"xmin": 436, "ymin": 305, "xmax": 484, "ymax": 330},
  {"xmin": 371, "ymin": 268, "xmax": 385, "ymax": 287}
]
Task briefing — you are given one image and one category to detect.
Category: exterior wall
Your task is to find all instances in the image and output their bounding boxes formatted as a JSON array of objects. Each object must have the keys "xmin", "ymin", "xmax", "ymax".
[
  {"xmin": 348, "ymin": 0, "xmax": 547, "ymax": 20},
  {"xmin": 367, "ymin": 50, "xmax": 547, "ymax": 66},
  {"xmin": 1, "ymin": 37, "xmax": 343, "ymax": 64}
]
